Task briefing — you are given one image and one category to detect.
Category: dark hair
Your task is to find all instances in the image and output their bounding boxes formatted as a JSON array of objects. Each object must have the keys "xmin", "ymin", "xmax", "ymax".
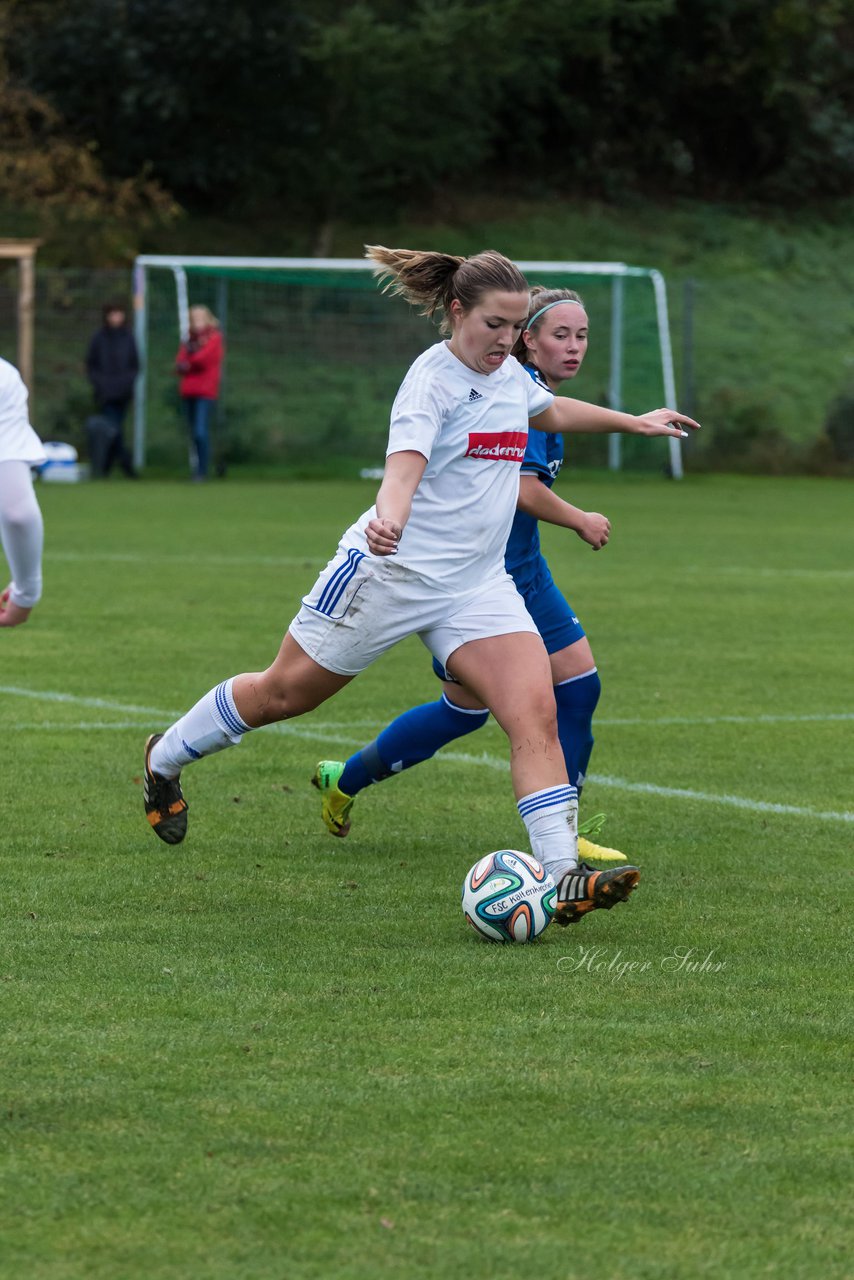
[
  {"xmin": 102, "ymin": 301, "xmax": 128, "ymax": 322},
  {"xmin": 365, "ymin": 245, "xmax": 529, "ymax": 336},
  {"xmin": 511, "ymin": 287, "xmax": 586, "ymax": 361}
]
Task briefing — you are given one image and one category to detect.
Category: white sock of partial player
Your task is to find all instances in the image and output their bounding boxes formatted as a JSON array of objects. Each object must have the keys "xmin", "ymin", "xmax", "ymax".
[
  {"xmin": 517, "ymin": 784, "xmax": 579, "ymax": 882},
  {"xmin": 0, "ymin": 460, "xmax": 43, "ymax": 607},
  {"xmin": 149, "ymin": 678, "xmax": 252, "ymax": 778}
]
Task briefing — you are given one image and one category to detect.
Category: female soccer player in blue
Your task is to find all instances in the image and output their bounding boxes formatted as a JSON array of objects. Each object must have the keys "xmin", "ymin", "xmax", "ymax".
[
  {"xmin": 143, "ymin": 249, "xmax": 697, "ymax": 925},
  {"xmin": 313, "ymin": 287, "xmax": 626, "ymax": 860}
]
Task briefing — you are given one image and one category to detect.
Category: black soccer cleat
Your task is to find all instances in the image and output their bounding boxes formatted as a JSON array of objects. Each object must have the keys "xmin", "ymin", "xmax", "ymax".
[
  {"xmin": 553, "ymin": 861, "xmax": 640, "ymax": 926},
  {"xmin": 143, "ymin": 734, "xmax": 188, "ymax": 845}
]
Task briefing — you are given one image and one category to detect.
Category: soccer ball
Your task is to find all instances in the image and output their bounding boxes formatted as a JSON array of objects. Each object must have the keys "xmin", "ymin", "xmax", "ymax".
[{"xmin": 462, "ymin": 850, "xmax": 556, "ymax": 943}]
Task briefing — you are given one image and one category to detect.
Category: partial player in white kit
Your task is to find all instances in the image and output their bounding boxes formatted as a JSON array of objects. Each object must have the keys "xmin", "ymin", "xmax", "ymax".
[
  {"xmin": 0, "ymin": 357, "xmax": 45, "ymax": 628},
  {"xmin": 142, "ymin": 246, "xmax": 698, "ymax": 926}
]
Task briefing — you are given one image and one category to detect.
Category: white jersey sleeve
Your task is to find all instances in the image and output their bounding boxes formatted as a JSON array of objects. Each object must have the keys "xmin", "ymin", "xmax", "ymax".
[
  {"xmin": 0, "ymin": 358, "xmax": 45, "ymax": 466},
  {"xmin": 385, "ymin": 355, "xmax": 451, "ymax": 462}
]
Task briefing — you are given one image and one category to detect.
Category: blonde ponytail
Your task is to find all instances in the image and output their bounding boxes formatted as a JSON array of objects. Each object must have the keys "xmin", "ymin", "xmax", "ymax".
[{"xmin": 365, "ymin": 245, "xmax": 529, "ymax": 336}]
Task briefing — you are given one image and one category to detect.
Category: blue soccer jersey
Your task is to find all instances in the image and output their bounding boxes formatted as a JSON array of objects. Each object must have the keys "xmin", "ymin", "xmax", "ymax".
[
  {"xmin": 504, "ymin": 364, "xmax": 564, "ymax": 595},
  {"xmin": 432, "ymin": 361, "xmax": 585, "ymax": 681}
]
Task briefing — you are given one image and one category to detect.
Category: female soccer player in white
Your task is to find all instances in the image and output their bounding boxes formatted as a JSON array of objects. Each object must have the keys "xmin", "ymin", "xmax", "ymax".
[
  {"xmin": 0, "ymin": 357, "xmax": 45, "ymax": 628},
  {"xmin": 143, "ymin": 248, "xmax": 698, "ymax": 924},
  {"xmin": 313, "ymin": 287, "xmax": 629, "ymax": 861}
]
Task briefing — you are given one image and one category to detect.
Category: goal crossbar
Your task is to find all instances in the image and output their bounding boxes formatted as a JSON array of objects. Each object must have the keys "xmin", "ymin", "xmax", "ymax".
[{"xmin": 132, "ymin": 255, "xmax": 682, "ymax": 477}]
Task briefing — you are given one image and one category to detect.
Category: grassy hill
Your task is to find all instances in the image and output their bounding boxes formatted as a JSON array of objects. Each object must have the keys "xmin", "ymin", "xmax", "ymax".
[
  {"xmin": 9, "ymin": 195, "xmax": 854, "ymax": 471},
  {"xmin": 120, "ymin": 189, "xmax": 854, "ymax": 471},
  {"xmin": 340, "ymin": 196, "xmax": 854, "ymax": 468}
]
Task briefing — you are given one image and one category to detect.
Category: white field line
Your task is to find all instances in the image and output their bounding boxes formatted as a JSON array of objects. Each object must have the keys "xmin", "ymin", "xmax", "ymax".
[
  {"xmin": 596, "ymin": 712, "xmax": 854, "ymax": 727},
  {"xmin": 46, "ymin": 552, "xmax": 854, "ymax": 580},
  {"xmin": 400, "ymin": 749, "xmax": 854, "ymax": 825},
  {"xmin": 6, "ymin": 721, "xmax": 172, "ymax": 731},
  {"xmin": 3, "ymin": 720, "xmax": 382, "ymax": 733},
  {"xmin": 583, "ymin": 776, "xmax": 854, "ymax": 826},
  {"xmin": 0, "ymin": 686, "xmax": 177, "ymax": 717},
  {"xmin": 2, "ymin": 685, "xmax": 852, "ymax": 827},
  {"xmin": 273, "ymin": 712, "xmax": 854, "ymax": 731},
  {"xmin": 46, "ymin": 551, "xmax": 325, "ymax": 568},
  {"xmin": 686, "ymin": 566, "xmax": 854, "ymax": 580},
  {"xmin": 2, "ymin": 687, "xmax": 851, "ymax": 731}
]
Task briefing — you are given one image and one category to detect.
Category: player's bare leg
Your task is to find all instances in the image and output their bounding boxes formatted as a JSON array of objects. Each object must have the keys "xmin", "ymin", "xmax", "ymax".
[
  {"xmin": 449, "ymin": 632, "xmax": 639, "ymax": 920},
  {"xmin": 447, "ymin": 632, "xmax": 567, "ymax": 800},
  {"xmin": 144, "ymin": 632, "xmax": 353, "ymax": 844}
]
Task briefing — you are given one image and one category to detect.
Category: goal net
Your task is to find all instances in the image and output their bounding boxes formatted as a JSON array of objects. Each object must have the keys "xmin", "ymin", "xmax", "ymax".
[{"xmin": 132, "ymin": 256, "xmax": 682, "ymax": 477}]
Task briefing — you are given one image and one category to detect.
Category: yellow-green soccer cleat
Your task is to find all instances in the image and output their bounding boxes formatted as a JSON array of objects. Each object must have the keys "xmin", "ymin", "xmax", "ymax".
[
  {"xmin": 577, "ymin": 836, "xmax": 627, "ymax": 864},
  {"xmin": 553, "ymin": 862, "xmax": 641, "ymax": 927},
  {"xmin": 311, "ymin": 760, "xmax": 355, "ymax": 837},
  {"xmin": 577, "ymin": 812, "xmax": 627, "ymax": 864}
]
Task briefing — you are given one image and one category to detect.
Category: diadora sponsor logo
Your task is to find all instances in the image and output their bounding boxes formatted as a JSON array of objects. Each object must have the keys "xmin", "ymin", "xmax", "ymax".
[{"xmin": 464, "ymin": 431, "xmax": 527, "ymax": 462}]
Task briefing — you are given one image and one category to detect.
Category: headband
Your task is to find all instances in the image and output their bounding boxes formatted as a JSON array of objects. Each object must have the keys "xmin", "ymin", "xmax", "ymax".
[{"xmin": 526, "ymin": 298, "xmax": 585, "ymax": 329}]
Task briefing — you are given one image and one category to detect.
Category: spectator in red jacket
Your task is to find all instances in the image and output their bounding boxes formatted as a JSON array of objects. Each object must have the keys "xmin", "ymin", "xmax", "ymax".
[{"xmin": 175, "ymin": 305, "xmax": 224, "ymax": 480}]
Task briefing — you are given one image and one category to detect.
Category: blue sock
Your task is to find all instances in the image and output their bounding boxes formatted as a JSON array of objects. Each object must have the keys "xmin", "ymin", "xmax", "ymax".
[
  {"xmin": 339, "ymin": 694, "xmax": 490, "ymax": 796},
  {"xmin": 554, "ymin": 668, "xmax": 601, "ymax": 793}
]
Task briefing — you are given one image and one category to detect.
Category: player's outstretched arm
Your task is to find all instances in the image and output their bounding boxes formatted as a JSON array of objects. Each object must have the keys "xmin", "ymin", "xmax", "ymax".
[
  {"xmin": 0, "ymin": 586, "xmax": 33, "ymax": 627},
  {"xmin": 533, "ymin": 398, "xmax": 700, "ymax": 438},
  {"xmin": 516, "ymin": 475, "xmax": 610, "ymax": 550},
  {"xmin": 366, "ymin": 449, "xmax": 427, "ymax": 556}
]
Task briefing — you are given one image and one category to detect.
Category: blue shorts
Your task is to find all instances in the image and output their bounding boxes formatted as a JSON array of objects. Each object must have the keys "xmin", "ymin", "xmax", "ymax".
[{"xmin": 432, "ymin": 557, "xmax": 585, "ymax": 682}]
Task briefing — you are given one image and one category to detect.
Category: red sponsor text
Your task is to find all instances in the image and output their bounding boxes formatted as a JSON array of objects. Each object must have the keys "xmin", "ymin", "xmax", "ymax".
[{"xmin": 464, "ymin": 430, "xmax": 528, "ymax": 462}]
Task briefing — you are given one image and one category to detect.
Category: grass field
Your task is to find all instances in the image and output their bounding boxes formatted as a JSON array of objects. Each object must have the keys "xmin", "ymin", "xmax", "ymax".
[{"xmin": 1, "ymin": 472, "xmax": 852, "ymax": 1280}]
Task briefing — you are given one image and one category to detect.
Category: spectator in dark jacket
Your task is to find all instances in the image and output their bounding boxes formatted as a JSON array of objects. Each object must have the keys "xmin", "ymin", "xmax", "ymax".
[{"xmin": 85, "ymin": 302, "xmax": 139, "ymax": 477}]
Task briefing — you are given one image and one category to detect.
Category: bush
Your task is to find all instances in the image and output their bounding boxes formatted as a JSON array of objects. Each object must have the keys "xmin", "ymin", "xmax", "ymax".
[
  {"xmin": 693, "ymin": 385, "xmax": 801, "ymax": 473},
  {"xmin": 823, "ymin": 384, "xmax": 854, "ymax": 462}
]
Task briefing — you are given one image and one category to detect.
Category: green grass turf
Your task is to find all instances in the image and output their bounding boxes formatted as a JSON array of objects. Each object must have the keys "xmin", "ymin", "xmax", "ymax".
[{"xmin": 1, "ymin": 473, "xmax": 852, "ymax": 1279}]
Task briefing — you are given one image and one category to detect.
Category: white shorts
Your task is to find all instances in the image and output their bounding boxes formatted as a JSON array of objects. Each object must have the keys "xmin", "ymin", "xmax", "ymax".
[{"xmin": 288, "ymin": 545, "xmax": 539, "ymax": 676}]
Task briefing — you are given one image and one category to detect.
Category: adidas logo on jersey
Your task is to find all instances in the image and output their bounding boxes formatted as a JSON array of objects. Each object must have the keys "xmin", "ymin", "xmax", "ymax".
[{"xmin": 468, "ymin": 388, "xmax": 484, "ymax": 402}]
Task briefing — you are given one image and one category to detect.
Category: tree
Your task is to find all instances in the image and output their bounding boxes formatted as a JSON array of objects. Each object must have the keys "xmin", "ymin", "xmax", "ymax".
[
  {"xmin": 5, "ymin": 0, "xmax": 854, "ymax": 223},
  {"xmin": 0, "ymin": 2, "xmax": 176, "ymax": 252},
  {"xmin": 6, "ymin": 0, "xmax": 307, "ymax": 202}
]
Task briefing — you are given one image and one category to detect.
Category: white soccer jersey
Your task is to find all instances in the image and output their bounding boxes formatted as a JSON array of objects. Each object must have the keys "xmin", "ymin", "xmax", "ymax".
[
  {"xmin": 342, "ymin": 342, "xmax": 553, "ymax": 591},
  {"xmin": 0, "ymin": 358, "xmax": 45, "ymax": 465}
]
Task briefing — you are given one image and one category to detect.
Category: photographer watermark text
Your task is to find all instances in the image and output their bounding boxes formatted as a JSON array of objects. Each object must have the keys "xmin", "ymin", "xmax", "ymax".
[{"xmin": 557, "ymin": 945, "xmax": 726, "ymax": 980}]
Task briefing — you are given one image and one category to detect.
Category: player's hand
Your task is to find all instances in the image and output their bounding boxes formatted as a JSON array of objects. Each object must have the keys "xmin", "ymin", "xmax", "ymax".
[
  {"xmin": 366, "ymin": 517, "xmax": 401, "ymax": 557},
  {"xmin": 0, "ymin": 587, "xmax": 32, "ymax": 627},
  {"xmin": 576, "ymin": 511, "xmax": 610, "ymax": 551},
  {"xmin": 636, "ymin": 408, "xmax": 701, "ymax": 438}
]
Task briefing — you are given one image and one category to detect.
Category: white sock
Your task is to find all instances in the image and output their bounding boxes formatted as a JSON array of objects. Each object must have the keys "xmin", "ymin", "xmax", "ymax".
[
  {"xmin": 0, "ymin": 460, "xmax": 43, "ymax": 607},
  {"xmin": 517, "ymin": 784, "xmax": 578, "ymax": 882},
  {"xmin": 150, "ymin": 678, "xmax": 252, "ymax": 778}
]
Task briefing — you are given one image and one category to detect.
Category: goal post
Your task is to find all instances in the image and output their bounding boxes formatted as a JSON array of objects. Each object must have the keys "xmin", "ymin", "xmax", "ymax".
[{"xmin": 132, "ymin": 255, "xmax": 683, "ymax": 477}]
